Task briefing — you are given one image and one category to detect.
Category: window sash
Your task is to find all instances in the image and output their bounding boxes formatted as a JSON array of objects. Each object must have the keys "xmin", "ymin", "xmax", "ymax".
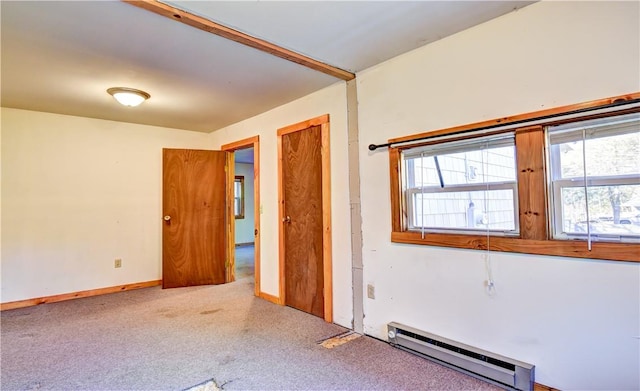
[
  {"xmin": 548, "ymin": 112, "xmax": 640, "ymax": 242},
  {"xmin": 548, "ymin": 115, "xmax": 640, "ymax": 182},
  {"xmin": 407, "ymin": 181, "xmax": 517, "ymax": 193},
  {"xmin": 406, "ymin": 183, "xmax": 519, "ymax": 235},
  {"xmin": 403, "ymin": 133, "xmax": 514, "ymax": 160},
  {"xmin": 402, "ymin": 135, "xmax": 518, "ymax": 235},
  {"xmin": 551, "ymin": 174, "xmax": 640, "ymax": 188},
  {"xmin": 548, "ymin": 112, "xmax": 639, "ymax": 144},
  {"xmin": 550, "ymin": 178, "xmax": 640, "ymax": 241}
]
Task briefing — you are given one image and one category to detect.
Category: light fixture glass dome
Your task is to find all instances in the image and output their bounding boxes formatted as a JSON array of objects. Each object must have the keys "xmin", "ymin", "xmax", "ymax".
[{"xmin": 107, "ymin": 87, "xmax": 150, "ymax": 107}]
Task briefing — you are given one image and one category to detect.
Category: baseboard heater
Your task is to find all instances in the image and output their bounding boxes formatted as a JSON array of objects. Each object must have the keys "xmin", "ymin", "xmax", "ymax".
[{"xmin": 387, "ymin": 322, "xmax": 534, "ymax": 391}]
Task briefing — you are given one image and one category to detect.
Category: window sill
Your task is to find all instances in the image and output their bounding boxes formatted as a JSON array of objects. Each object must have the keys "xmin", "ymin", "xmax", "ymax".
[{"xmin": 391, "ymin": 231, "xmax": 640, "ymax": 263}]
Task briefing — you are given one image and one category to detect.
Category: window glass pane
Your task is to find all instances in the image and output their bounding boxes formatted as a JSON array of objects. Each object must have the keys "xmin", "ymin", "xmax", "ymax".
[
  {"xmin": 408, "ymin": 145, "xmax": 516, "ymax": 187},
  {"xmin": 559, "ymin": 185, "xmax": 640, "ymax": 237},
  {"xmin": 554, "ymin": 132, "xmax": 640, "ymax": 179},
  {"xmin": 412, "ymin": 189, "xmax": 516, "ymax": 231},
  {"xmin": 234, "ymin": 198, "xmax": 241, "ymax": 215},
  {"xmin": 549, "ymin": 112, "xmax": 639, "ymax": 144}
]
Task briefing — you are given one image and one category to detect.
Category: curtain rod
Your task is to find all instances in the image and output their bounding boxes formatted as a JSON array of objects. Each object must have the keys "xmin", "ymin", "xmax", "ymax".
[{"xmin": 368, "ymin": 98, "xmax": 640, "ymax": 151}]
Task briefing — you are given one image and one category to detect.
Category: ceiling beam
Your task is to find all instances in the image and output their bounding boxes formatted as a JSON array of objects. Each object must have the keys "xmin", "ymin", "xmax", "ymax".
[{"xmin": 123, "ymin": 0, "xmax": 356, "ymax": 81}]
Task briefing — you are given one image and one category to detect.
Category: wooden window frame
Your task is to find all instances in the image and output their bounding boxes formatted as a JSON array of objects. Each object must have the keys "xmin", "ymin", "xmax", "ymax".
[{"xmin": 389, "ymin": 93, "xmax": 640, "ymax": 263}]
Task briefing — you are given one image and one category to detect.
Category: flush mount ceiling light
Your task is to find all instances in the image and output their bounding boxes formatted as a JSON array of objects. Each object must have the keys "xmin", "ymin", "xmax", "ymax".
[{"xmin": 107, "ymin": 87, "xmax": 150, "ymax": 107}]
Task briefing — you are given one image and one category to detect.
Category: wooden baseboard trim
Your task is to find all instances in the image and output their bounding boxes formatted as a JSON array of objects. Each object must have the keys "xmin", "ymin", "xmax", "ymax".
[
  {"xmin": 259, "ymin": 291, "xmax": 282, "ymax": 305},
  {"xmin": 235, "ymin": 242, "xmax": 255, "ymax": 247},
  {"xmin": 534, "ymin": 382, "xmax": 560, "ymax": 391},
  {"xmin": 0, "ymin": 280, "xmax": 162, "ymax": 311}
]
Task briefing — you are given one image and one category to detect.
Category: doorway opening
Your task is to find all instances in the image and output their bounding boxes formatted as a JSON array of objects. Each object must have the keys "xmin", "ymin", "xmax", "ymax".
[
  {"xmin": 221, "ymin": 136, "xmax": 261, "ymax": 296},
  {"xmin": 233, "ymin": 147, "xmax": 255, "ymax": 280}
]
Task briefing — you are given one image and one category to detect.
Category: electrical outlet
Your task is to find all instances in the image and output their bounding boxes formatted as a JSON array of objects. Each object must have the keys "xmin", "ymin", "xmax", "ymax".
[
  {"xmin": 114, "ymin": 258, "xmax": 122, "ymax": 268},
  {"xmin": 367, "ymin": 284, "xmax": 375, "ymax": 299}
]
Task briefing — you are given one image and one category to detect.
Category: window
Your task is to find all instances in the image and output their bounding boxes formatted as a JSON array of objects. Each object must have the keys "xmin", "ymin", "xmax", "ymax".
[
  {"xmin": 234, "ymin": 176, "xmax": 244, "ymax": 219},
  {"xmin": 548, "ymin": 113, "xmax": 640, "ymax": 242},
  {"xmin": 388, "ymin": 93, "xmax": 640, "ymax": 262},
  {"xmin": 403, "ymin": 135, "xmax": 518, "ymax": 235}
]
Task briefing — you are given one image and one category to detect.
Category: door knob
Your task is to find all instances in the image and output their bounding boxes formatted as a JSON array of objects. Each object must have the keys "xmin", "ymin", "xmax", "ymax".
[
  {"xmin": 164, "ymin": 215, "xmax": 171, "ymax": 221},
  {"xmin": 282, "ymin": 215, "xmax": 291, "ymax": 223}
]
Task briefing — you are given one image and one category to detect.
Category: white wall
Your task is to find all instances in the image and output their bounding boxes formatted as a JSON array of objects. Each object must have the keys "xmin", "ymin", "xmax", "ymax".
[
  {"xmin": 1, "ymin": 108, "xmax": 210, "ymax": 303},
  {"xmin": 234, "ymin": 162, "xmax": 254, "ymax": 245},
  {"xmin": 357, "ymin": 1, "xmax": 639, "ymax": 390},
  {"xmin": 208, "ymin": 82, "xmax": 354, "ymax": 329}
]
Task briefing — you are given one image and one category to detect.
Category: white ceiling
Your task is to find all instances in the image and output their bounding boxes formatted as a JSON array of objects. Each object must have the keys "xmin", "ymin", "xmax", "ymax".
[{"xmin": 1, "ymin": 1, "xmax": 534, "ymax": 133}]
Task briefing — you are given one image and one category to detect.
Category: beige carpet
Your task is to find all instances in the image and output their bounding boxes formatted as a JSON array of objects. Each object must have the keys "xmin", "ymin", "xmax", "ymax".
[{"xmin": 2, "ymin": 276, "xmax": 501, "ymax": 391}]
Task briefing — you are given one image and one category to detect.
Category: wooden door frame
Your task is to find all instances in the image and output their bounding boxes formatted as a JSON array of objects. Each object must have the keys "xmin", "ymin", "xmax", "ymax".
[
  {"xmin": 277, "ymin": 114, "xmax": 333, "ymax": 323},
  {"xmin": 221, "ymin": 136, "xmax": 261, "ymax": 297}
]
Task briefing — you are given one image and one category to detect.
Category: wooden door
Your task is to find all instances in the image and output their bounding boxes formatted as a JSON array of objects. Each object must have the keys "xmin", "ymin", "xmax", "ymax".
[
  {"xmin": 281, "ymin": 125, "xmax": 325, "ymax": 318},
  {"xmin": 162, "ymin": 149, "xmax": 228, "ymax": 288}
]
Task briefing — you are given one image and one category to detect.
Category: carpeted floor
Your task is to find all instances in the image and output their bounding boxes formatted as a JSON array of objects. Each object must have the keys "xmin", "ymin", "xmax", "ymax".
[
  {"xmin": 1, "ymin": 275, "xmax": 501, "ymax": 391},
  {"xmin": 235, "ymin": 245, "xmax": 254, "ymax": 280}
]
